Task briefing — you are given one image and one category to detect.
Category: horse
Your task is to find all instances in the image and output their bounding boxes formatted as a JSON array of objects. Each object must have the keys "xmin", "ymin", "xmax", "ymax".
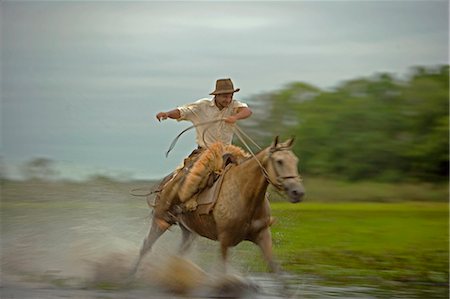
[{"xmin": 131, "ymin": 136, "xmax": 305, "ymax": 275}]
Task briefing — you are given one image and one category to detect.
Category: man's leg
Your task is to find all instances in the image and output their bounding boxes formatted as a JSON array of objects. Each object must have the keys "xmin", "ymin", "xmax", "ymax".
[
  {"xmin": 152, "ymin": 172, "xmax": 182, "ymax": 229},
  {"xmin": 152, "ymin": 147, "xmax": 204, "ymax": 226}
]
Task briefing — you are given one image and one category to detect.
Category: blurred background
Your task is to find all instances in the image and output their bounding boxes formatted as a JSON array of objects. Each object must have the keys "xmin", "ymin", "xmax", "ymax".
[
  {"xmin": 1, "ymin": 1, "xmax": 448, "ymax": 181},
  {"xmin": 1, "ymin": 1, "xmax": 448, "ymax": 298}
]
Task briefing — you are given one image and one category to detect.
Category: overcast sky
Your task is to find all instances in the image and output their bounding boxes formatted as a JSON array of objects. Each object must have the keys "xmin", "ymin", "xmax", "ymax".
[{"xmin": 1, "ymin": 1, "xmax": 449, "ymax": 180}]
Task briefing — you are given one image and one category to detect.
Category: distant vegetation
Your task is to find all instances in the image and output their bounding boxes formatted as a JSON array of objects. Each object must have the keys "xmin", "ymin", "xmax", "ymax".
[
  {"xmin": 242, "ymin": 65, "xmax": 449, "ymax": 182},
  {"xmin": 2, "ymin": 65, "xmax": 448, "ymax": 185}
]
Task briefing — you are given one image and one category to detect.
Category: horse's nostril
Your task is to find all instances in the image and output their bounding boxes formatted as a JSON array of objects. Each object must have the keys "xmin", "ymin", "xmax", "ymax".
[{"xmin": 292, "ymin": 189, "xmax": 304, "ymax": 198}]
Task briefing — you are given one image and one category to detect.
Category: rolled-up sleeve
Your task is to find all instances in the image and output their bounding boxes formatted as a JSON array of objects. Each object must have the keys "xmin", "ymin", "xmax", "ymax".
[
  {"xmin": 233, "ymin": 100, "xmax": 248, "ymax": 109},
  {"xmin": 177, "ymin": 98, "xmax": 210, "ymax": 121},
  {"xmin": 177, "ymin": 103, "xmax": 196, "ymax": 121}
]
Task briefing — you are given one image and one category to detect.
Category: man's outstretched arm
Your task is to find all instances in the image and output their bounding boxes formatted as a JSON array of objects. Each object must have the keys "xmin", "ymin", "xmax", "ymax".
[{"xmin": 156, "ymin": 109, "xmax": 181, "ymax": 121}]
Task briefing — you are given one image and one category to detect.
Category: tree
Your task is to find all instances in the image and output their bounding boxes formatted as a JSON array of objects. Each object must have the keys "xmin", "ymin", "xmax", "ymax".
[{"xmin": 240, "ymin": 65, "xmax": 449, "ymax": 182}]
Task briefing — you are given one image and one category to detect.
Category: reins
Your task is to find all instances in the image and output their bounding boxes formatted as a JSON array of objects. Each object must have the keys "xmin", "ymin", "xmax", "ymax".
[
  {"xmin": 162, "ymin": 118, "xmax": 295, "ymax": 192},
  {"xmin": 233, "ymin": 125, "xmax": 302, "ymax": 189},
  {"xmin": 231, "ymin": 125, "xmax": 284, "ymax": 190}
]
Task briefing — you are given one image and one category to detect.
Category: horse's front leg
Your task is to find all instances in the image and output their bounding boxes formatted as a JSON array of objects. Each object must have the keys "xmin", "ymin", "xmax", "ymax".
[
  {"xmin": 256, "ymin": 228, "xmax": 295, "ymax": 297},
  {"xmin": 255, "ymin": 228, "xmax": 280, "ymax": 273},
  {"xmin": 130, "ymin": 217, "xmax": 170, "ymax": 276},
  {"xmin": 220, "ymin": 243, "xmax": 230, "ymax": 273},
  {"xmin": 218, "ymin": 233, "xmax": 231, "ymax": 273}
]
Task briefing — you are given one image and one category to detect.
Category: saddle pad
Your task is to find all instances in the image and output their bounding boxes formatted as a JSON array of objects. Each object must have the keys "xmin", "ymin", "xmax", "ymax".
[{"xmin": 196, "ymin": 164, "xmax": 232, "ymax": 215}]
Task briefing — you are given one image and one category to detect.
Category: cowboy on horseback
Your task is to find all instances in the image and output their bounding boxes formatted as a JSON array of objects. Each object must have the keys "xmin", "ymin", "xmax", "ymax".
[{"xmin": 154, "ymin": 78, "xmax": 253, "ymax": 229}]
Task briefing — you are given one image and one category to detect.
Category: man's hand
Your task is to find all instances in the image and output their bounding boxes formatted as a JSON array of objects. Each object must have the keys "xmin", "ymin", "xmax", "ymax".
[
  {"xmin": 156, "ymin": 112, "xmax": 168, "ymax": 122},
  {"xmin": 224, "ymin": 115, "xmax": 238, "ymax": 124},
  {"xmin": 224, "ymin": 107, "xmax": 252, "ymax": 124}
]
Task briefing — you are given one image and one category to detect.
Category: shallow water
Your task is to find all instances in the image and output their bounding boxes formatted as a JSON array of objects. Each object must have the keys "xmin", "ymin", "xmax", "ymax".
[
  {"xmin": 0, "ymin": 273, "xmax": 410, "ymax": 299},
  {"xmin": 1, "ymin": 180, "xmax": 447, "ymax": 298}
]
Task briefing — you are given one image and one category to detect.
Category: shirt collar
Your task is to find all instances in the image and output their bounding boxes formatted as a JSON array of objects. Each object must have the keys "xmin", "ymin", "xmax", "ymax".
[{"xmin": 209, "ymin": 98, "xmax": 234, "ymax": 108}]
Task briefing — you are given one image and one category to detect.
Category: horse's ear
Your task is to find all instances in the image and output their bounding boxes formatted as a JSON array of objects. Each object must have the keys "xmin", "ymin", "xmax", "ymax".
[
  {"xmin": 286, "ymin": 136, "xmax": 295, "ymax": 148},
  {"xmin": 273, "ymin": 136, "xmax": 279, "ymax": 147}
]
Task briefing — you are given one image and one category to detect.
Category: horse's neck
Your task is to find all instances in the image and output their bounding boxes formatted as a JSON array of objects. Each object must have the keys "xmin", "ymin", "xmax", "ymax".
[{"xmin": 236, "ymin": 148, "xmax": 270, "ymax": 208}]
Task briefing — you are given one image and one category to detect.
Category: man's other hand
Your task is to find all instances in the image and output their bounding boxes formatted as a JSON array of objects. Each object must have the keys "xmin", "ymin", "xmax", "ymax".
[{"xmin": 224, "ymin": 116, "xmax": 238, "ymax": 124}]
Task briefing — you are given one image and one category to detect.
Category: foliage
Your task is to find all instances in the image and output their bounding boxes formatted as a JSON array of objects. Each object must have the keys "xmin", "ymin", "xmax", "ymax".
[{"xmin": 242, "ymin": 65, "xmax": 449, "ymax": 182}]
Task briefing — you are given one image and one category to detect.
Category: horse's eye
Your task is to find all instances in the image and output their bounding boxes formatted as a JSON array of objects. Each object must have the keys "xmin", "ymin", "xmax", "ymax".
[{"xmin": 276, "ymin": 160, "xmax": 283, "ymax": 166}]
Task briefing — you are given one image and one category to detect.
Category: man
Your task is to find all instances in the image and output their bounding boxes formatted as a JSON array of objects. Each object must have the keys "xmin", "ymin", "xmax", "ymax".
[
  {"xmin": 156, "ymin": 78, "xmax": 252, "ymax": 148},
  {"xmin": 153, "ymin": 78, "xmax": 252, "ymax": 228}
]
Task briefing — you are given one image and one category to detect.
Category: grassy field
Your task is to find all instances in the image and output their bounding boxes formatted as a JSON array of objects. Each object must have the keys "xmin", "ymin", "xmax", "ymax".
[{"xmin": 229, "ymin": 201, "xmax": 449, "ymax": 298}]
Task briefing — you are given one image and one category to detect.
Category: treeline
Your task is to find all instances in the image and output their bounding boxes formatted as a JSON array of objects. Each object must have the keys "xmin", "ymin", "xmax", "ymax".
[{"xmin": 242, "ymin": 65, "xmax": 449, "ymax": 182}]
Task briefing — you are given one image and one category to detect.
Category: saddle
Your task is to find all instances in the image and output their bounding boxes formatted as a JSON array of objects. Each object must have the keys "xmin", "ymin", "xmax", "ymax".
[
  {"xmin": 177, "ymin": 142, "xmax": 249, "ymax": 213},
  {"xmin": 195, "ymin": 163, "xmax": 233, "ymax": 215},
  {"xmin": 152, "ymin": 143, "xmax": 248, "ymax": 223}
]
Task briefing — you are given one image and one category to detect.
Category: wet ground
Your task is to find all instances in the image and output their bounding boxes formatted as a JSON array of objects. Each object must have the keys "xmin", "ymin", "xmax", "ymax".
[
  {"xmin": 1, "ymin": 279, "xmax": 382, "ymax": 299},
  {"xmin": 0, "ymin": 180, "xmax": 443, "ymax": 298}
]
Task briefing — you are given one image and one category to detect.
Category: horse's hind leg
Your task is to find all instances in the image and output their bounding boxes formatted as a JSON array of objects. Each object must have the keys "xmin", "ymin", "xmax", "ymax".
[
  {"xmin": 178, "ymin": 224, "xmax": 196, "ymax": 255},
  {"xmin": 129, "ymin": 217, "xmax": 169, "ymax": 276}
]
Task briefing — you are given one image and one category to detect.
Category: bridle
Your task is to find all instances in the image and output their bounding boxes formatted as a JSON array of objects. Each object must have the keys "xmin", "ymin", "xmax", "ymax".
[
  {"xmin": 265, "ymin": 146, "xmax": 303, "ymax": 191},
  {"xmin": 228, "ymin": 124, "xmax": 302, "ymax": 191}
]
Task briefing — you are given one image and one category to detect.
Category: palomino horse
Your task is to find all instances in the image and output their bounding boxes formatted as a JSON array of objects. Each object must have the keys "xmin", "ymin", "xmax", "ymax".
[{"xmin": 131, "ymin": 136, "xmax": 304, "ymax": 275}]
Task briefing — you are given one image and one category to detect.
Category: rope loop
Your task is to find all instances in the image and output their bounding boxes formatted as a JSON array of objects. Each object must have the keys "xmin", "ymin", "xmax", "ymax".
[
  {"xmin": 165, "ymin": 119, "xmax": 227, "ymax": 157},
  {"xmin": 129, "ymin": 187, "xmax": 159, "ymax": 197}
]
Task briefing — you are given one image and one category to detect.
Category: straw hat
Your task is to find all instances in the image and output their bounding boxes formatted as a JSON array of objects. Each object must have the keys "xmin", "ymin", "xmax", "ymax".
[{"xmin": 209, "ymin": 78, "xmax": 240, "ymax": 95}]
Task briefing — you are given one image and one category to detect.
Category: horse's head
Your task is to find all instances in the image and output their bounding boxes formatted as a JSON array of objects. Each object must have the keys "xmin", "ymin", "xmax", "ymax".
[{"xmin": 265, "ymin": 136, "xmax": 305, "ymax": 203}]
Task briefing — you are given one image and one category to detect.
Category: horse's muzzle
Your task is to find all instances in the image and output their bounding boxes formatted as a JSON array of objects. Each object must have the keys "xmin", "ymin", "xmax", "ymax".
[{"xmin": 284, "ymin": 180, "xmax": 305, "ymax": 203}]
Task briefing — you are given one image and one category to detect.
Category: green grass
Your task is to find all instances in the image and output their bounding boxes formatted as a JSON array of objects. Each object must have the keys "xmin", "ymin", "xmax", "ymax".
[{"xmin": 231, "ymin": 202, "xmax": 449, "ymax": 297}]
